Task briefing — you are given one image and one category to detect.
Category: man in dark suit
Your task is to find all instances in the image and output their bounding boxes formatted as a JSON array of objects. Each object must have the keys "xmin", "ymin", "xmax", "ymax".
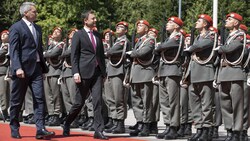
[
  {"xmin": 62, "ymin": 10, "xmax": 108, "ymax": 140},
  {"xmin": 8, "ymin": 2, "xmax": 55, "ymax": 139}
]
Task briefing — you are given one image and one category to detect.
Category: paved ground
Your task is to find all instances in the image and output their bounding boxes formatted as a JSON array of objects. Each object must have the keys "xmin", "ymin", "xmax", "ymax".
[{"xmin": 1, "ymin": 109, "xmax": 250, "ymax": 141}]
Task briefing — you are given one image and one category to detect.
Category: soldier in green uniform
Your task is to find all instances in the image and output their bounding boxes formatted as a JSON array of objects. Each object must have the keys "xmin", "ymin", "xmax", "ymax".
[
  {"xmin": 148, "ymin": 28, "xmax": 160, "ymax": 134},
  {"xmin": 127, "ymin": 20, "xmax": 155, "ymax": 137},
  {"xmin": 59, "ymin": 28, "xmax": 79, "ymax": 127},
  {"xmin": 44, "ymin": 27, "xmax": 64, "ymax": 126},
  {"xmin": 104, "ymin": 21, "xmax": 130, "ymax": 134},
  {"xmin": 216, "ymin": 13, "xmax": 245, "ymax": 141},
  {"xmin": 185, "ymin": 14, "xmax": 216, "ymax": 141},
  {"xmin": 238, "ymin": 24, "xmax": 249, "ymax": 141},
  {"xmin": 0, "ymin": 30, "xmax": 10, "ymax": 121},
  {"xmin": 155, "ymin": 16, "xmax": 184, "ymax": 139}
]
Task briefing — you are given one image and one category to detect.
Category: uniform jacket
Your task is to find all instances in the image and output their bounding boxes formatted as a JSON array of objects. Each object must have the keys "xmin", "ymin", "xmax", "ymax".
[
  {"xmin": 156, "ymin": 32, "xmax": 184, "ymax": 77},
  {"xmin": 188, "ymin": 31, "xmax": 215, "ymax": 83},
  {"xmin": 130, "ymin": 34, "xmax": 155, "ymax": 83},
  {"xmin": 106, "ymin": 35, "xmax": 130, "ymax": 77},
  {"xmin": 218, "ymin": 30, "xmax": 245, "ymax": 82}
]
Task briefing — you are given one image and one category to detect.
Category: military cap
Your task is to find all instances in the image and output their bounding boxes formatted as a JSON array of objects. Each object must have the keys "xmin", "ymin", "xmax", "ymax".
[
  {"xmin": 209, "ymin": 26, "xmax": 218, "ymax": 33},
  {"xmin": 185, "ymin": 34, "xmax": 191, "ymax": 38},
  {"xmin": 168, "ymin": 16, "xmax": 183, "ymax": 27},
  {"xmin": 247, "ymin": 34, "xmax": 250, "ymax": 40},
  {"xmin": 103, "ymin": 28, "xmax": 114, "ymax": 36},
  {"xmin": 199, "ymin": 14, "xmax": 213, "ymax": 26},
  {"xmin": 136, "ymin": 20, "xmax": 150, "ymax": 27},
  {"xmin": 53, "ymin": 27, "xmax": 63, "ymax": 32},
  {"xmin": 226, "ymin": 13, "xmax": 243, "ymax": 22},
  {"xmin": 0, "ymin": 30, "xmax": 9, "ymax": 37},
  {"xmin": 149, "ymin": 28, "xmax": 159, "ymax": 36},
  {"xmin": 116, "ymin": 21, "xmax": 129, "ymax": 28},
  {"xmin": 239, "ymin": 24, "xmax": 248, "ymax": 33}
]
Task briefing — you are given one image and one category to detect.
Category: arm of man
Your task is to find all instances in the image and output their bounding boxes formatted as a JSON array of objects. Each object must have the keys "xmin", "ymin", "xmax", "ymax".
[
  {"xmin": 9, "ymin": 27, "xmax": 25, "ymax": 78},
  {"xmin": 71, "ymin": 31, "xmax": 81, "ymax": 83}
]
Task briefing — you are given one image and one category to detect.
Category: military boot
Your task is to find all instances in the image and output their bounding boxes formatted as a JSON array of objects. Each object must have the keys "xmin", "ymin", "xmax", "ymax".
[
  {"xmin": 150, "ymin": 122, "xmax": 158, "ymax": 134},
  {"xmin": 240, "ymin": 130, "xmax": 248, "ymax": 141},
  {"xmin": 177, "ymin": 124, "xmax": 186, "ymax": 137},
  {"xmin": 188, "ymin": 128, "xmax": 202, "ymax": 141},
  {"xmin": 156, "ymin": 124, "xmax": 170, "ymax": 139},
  {"xmin": 129, "ymin": 122, "xmax": 143, "ymax": 136},
  {"xmin": 104, "ymin": 120, "xmax": 118, "ymax": 133},
  {"xmin": 231, "ymin": 131, "xmax": 240, "ymax": 141},
  {"xmin": 129, "ymin": 122, "xmax": 140, "ymax": 130},
  {"xmin": 164, "ymin": 126, "xmax": 178, "ymax": 139},
  {"xmin": 48, "ymin": 115, "xmax": 61, "ymax": 126},
  {"xmin": 112, "ymin": 120, "xmax": 125, "ymax": 134},
  {"xmin": 138, "ymin": 123, "xmax": 150, "ymax": 137},
  {"xmin": 81, "ymin": 117, "xmax": 93, "ymax": 130},
  {"xmin": 197, "ymin": 127, "xmax": 212, "ymax": 141},
  {"xmin": 105, "ymin": 118, "xmax": 114, "ymax": 129},
  {"xmin": 212, "ymin": 126, "xmax": 219, "ymax": 138},
  {"xmin": 184, "ymin": 123, "xmax": 192, "ymax": 136},
  {"xmin": 225, "ymin": 129, "xmax": 233, "ymax": 141}
]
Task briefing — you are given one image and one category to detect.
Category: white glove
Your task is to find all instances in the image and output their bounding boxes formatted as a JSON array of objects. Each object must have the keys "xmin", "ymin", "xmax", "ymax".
[
  {"xmin": 213, "ymin": 80, "xmax": 218, "ymax": 89},
  {"xmin": 126, "ymin": 51, "xmax": 132, "ymax": 55},
  {"xmin": 213, "ymin": 46, "xmax": 220, "ymax": 51},
  {"xmin": 247, "ymin": 78, "xmax": 250, "ymax": 86}
]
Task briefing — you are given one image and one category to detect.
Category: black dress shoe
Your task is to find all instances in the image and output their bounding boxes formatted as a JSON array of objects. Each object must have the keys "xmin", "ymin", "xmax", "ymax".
[
  {"xmin": 63, "ymin": 124, "xmax": 70, "ymax": 136},
  {"xmin": 36, "ymin": 129, "xmax": 55, "ymax": 139},
  {"xmin": 11, "ymin": 131, "xmax": 21, "ymax": 139},
  {"xmin": 93, "ymin": 131, "xmax": 108, "ymax": 140}
]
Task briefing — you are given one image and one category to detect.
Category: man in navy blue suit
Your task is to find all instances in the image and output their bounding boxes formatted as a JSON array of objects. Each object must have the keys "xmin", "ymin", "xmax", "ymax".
[{"xmin": 9, "ymin": 2, "xmax": 55, "ymax": 139}]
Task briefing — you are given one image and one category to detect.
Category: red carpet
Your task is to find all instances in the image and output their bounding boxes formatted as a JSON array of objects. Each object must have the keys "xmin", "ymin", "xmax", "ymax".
[{"xmin": 0, "ymin": 122, "xmax": 145, "ymax": 141}]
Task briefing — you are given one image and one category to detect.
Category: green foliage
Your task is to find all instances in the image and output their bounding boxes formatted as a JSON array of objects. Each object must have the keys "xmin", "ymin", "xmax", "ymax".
[{"xmin": 0, "ymin": 0, "xmax": 249, "ymax": 42}]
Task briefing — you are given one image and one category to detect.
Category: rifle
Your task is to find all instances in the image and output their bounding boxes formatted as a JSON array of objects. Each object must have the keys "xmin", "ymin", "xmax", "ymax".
[
  {"xmin": 108, "ymin": 21, "xmax": 113, "ymax": 48},
  {"xmin": 160, "ymin": 15, "xmax": 166, "ymax": 43}
]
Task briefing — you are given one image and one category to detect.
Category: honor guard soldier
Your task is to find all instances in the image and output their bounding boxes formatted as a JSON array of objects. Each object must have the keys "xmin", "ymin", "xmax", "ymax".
[
  {"xmin": 239, "ymin": 24, "xmax": 249, "ymax": 141},
  {"xmin": 104, "ymin": 21, "xmax": 130, "ymax": 134},
  {"xmin": 0, "ymin": 30, "xmax": 10, "ymax": 121},
  {"xmin": 59, "ymin": 28, "xmax": 80, "ymax": 128},
  {"xmin": 154, "ymin": 16, "xmax": 184, "ymax": 139},
  {"xmin": 126, "ymin": 20, "xmax": 155, "ymax": 137},
  {"xmin": 216, "ymin": 13, "xmax": 246, "ymax": 141},
  {"xmin": 44, "ymin": 27, "xmax": 64, "ymax": 126},
  {"xmin": 178, "ymin": 30, "xmax": 193, "ymax": 137},
  {"xmin": 148, "ymin": 28, "xmax": 160, "ymax": 134},
  {"xmin": 184, "ymin": 14, "xmax": 217, "ymax": 141}
]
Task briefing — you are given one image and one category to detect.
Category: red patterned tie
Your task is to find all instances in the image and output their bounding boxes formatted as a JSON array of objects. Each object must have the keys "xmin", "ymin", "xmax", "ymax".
[{"xmin": 89, "ymin": 31, "xmax": 96, "ymax": 51}]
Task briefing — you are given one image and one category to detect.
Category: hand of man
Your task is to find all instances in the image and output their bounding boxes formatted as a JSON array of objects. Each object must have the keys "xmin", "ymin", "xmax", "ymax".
[
  {"xmin": 16, "ymin": 68, "xmax": 25, "ymax": 78},
  {"xmin": 74, "ymin": 73, "xmax": 81, "ymax": 83}
]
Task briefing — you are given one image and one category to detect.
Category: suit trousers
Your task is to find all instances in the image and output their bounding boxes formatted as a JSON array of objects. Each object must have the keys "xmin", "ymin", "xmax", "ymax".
[
  {"xmin": 65, "ymin": 67, "xmax": 104, "ymax": 132},
  {"xmin": 219, "ymin": 81, "xmax": 243, "ymax": 131},
  {"xmin": 24, "ymin": 88, "xmax": 34, "ymax": 115},
  {"xmin": 131, "ymin": 82, "xmax": 153, "ymax": 123},
  {"xmin": 189, "ymin": 81, "xmax": 214, "ymax": 128},
  {"xmin": 159, "ymin": 76, "xmax": 180, "ymax": 127},
  {"xmin": 10, "ymin": 63, "xmax": 45, "ymax": 131}
]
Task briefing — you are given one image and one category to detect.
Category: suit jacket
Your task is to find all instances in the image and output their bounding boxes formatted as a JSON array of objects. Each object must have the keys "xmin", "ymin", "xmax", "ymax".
[
  {"xmin": 9, "ymin": 19, "xmax": 48, "ymax": 77},
  {"xmin": 71, "ymin": 28, "xmax": 106, "ymax": 79}
]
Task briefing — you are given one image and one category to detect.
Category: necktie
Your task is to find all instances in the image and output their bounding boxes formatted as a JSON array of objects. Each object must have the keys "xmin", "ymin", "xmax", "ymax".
[
  {"xmin": 89, "ymin": 31, "xmax": 96, "ymax": 51},
  {"xmin": 30, "ymin": 23, "xmax": 37, "ymax": 45}
]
